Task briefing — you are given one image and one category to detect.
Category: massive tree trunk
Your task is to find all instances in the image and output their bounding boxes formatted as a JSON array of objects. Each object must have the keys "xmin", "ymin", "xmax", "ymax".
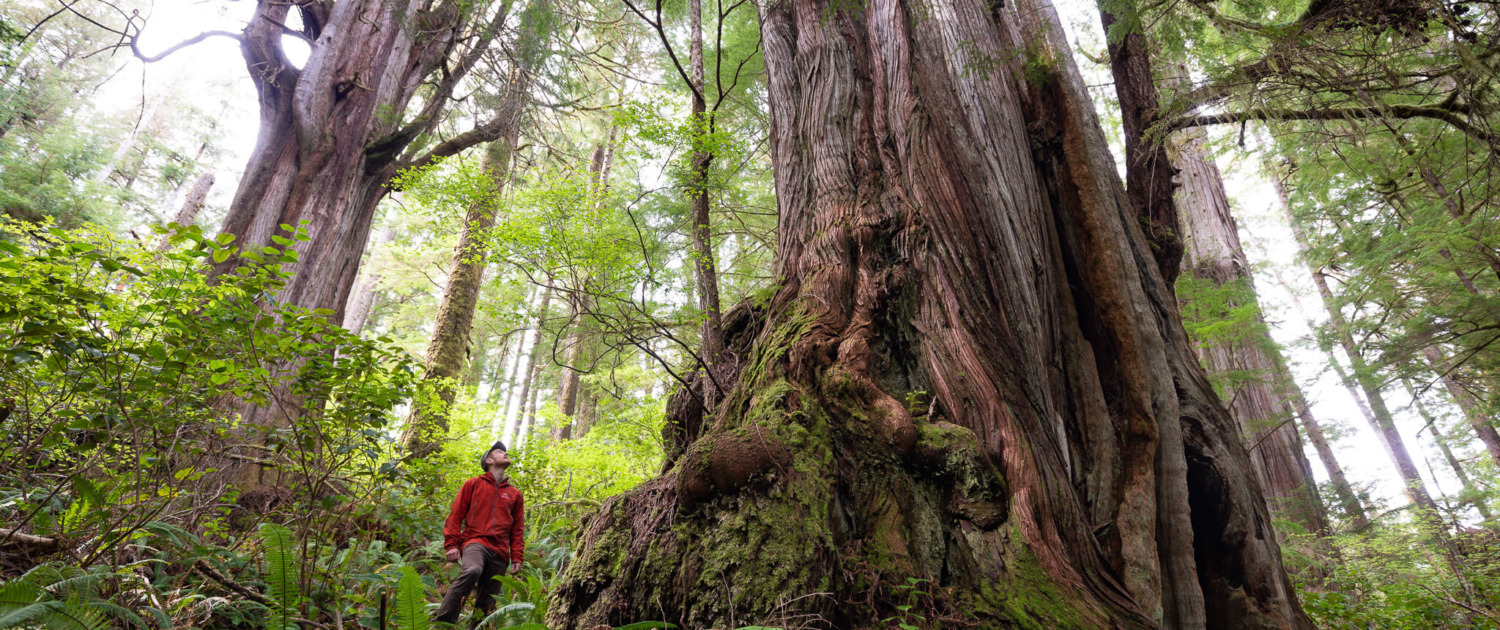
[
  {"xmin": 1173, "ymin": 131, "xmax": 1328, "ymax": 536},
  {"xmin": 216, "ymin": 0, "xmax": 535, "ymax": 436},
  {"xmin": 547, "ymin": 0, "xmax": 1313, "ymax": 627}
]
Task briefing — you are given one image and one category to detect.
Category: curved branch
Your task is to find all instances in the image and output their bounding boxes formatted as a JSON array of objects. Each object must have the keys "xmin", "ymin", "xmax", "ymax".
[
  {"xmin": 1165, "ymin": 104, "xmax": 1498, "ymax": 146},
  {"xmin": 131, "ymin": 30, "xmax": 243, "ymax": 63}
]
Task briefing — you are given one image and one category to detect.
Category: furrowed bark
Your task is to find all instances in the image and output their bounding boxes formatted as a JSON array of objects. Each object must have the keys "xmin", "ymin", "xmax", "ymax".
[
  {"xmin": 1173, "ymin": 128, "xmax": 1328, "ymax": 537},
  {"xmin": 1098, "ymin": 4, "xmax": 1184, "ymax": 283},
  {"xmin": 548, "ymin": 0, "xmax": 1312, "ymax": 627}
]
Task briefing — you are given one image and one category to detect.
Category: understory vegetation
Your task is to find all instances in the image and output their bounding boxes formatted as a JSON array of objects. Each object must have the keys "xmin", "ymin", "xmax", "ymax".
[{"xmin": 5, "ymin": 0, "xmax": 1500, "ymax": 625}]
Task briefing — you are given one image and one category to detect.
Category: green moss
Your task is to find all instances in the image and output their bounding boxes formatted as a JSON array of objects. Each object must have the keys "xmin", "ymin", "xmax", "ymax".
[{"xmin": 970, "ymin": 524, "xmax": 1101, "ymax": 630}]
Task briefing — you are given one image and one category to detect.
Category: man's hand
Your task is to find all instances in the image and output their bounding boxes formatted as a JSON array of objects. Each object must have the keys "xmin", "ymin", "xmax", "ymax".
[
  {"xmin": 446, "ymin": 548, "xmax": 460, "ymax": 563},
  {"xmin": 509, "ymin": 562, "xmax": 521, "ymax": 575}
]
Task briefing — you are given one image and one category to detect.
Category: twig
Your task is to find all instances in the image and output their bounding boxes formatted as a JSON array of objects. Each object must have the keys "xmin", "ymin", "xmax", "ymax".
[{"xmin": 193, "ymin": 558, "xmax": 272, "ymax": 605}]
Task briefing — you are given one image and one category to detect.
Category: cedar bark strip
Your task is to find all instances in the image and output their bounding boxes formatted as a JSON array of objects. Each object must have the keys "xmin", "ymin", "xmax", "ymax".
[
  {"xmin": 1174, "ymin": 130, "xmax": 1328, "ymax": 536},
  {"xmin": 547, "ymin": 0, "xmax": 1312, "ymax": 627}
]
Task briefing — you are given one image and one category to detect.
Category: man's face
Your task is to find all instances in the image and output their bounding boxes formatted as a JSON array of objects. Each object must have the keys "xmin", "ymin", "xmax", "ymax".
[{"xmin": 485, "ymin": 449, "xmax": 512, "ymax": 470}]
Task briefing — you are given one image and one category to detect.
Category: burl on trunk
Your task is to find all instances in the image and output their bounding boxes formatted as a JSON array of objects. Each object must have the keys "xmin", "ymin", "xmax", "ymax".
[{"xmin": 548, "ymin": 0, "xmax": 1314, "ymax": 627}]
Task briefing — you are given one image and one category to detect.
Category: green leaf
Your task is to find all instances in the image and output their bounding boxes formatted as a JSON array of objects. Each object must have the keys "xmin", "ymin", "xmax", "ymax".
[{"xmin": 212, "ymin": 248, "xmax": 232, "ymax": 264}]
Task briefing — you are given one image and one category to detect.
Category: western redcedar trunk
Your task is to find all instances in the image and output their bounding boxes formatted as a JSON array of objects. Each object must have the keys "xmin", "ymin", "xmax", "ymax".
[
  {"xmin": 1174, "ymin": 131, "xmax": 1328, "ymax": 536},
  {"xmin": 547, "ymin": 0, "xmax": 1313, "ymax": 627},
  {"xmin": 214, "ymin": 0, "xmax": 535, "ymax": 446}
]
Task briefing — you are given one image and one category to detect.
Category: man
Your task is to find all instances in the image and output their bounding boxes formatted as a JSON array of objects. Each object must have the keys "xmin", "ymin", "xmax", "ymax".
[{"xmin": 433, "ymin": 441, "xmax": 525, "ymax": 627}]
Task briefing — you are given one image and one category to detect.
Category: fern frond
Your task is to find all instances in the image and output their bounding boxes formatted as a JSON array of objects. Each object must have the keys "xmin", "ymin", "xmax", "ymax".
[
  {"xmin": 36, "ymin": 599, "xmax": 107, "ymax": 630},
  {"xmin": 477, "ymin": 600, "xmax": 535, "ymax": 628},
  {"xmin": 257, "ymin": 523, "xmax": 301, "ymax": 630},
  {"xmin": 86, "ymin": 600, "xmax": 149, "ymax": 629},
  {"xmin": 44, "ymin": 571, "xmax": 106, "ymax": 601},
  {"xmin": 392, "ymin": 566, "xmax": 429, "ymax": 630},
  {"xmin": 0, "ymin": 580, "xmax": 46, "ymax": 629}
]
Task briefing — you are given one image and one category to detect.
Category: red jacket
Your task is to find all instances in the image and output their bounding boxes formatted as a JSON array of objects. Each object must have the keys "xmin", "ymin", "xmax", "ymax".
[{"xmin": 443, "ymin": 474, "xmax": 525, "ymax": 563}]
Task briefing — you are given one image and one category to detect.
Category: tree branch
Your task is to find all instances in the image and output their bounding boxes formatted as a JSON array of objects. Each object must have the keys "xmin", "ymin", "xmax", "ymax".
[
  {"xmin": 1165, "ymin": 104, "xmax": 1498, "ymax": 146},
  {"xmin": 620, "ymin": 0, "xmax": 705, "ymax": 106},
  {"xmin": 0, "ymin": 528, "xmax": 57, "ymax": 549},
  {"xmin": 131, "ymin": 30, "xmax": 244, "ymax": 63},
  {"xmin": 367, "ymin": 0, "xmax": 516, "ymax": 168}
]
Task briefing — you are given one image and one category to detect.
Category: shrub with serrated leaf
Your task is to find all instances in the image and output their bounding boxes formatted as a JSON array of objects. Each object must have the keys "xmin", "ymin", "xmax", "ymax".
[{"xmin": 0, "ymin": 218, "xmax": 420, "ymax": 563}]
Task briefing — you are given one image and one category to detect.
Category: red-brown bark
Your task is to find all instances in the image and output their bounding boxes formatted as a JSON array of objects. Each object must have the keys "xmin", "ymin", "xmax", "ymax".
[
  {"xmin": 1174, "ymin": 130, "xmax": 1328, "ymax": 536},
  {"xmin": 547, "ymin": 0, "xmax": 1313, "ymax": 627}
]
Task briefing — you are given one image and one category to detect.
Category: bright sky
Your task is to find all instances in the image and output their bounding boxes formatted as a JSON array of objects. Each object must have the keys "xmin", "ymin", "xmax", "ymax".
[{"xmin": 84, "ymin": 0, "xmax": 1481, "ymax": 521}]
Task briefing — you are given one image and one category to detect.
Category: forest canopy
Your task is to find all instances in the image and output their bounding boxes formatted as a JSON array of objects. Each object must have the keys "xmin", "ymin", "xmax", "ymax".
[{"xmin": 1, "ymin": 0, "xmax": 1499, "ymax": 627}]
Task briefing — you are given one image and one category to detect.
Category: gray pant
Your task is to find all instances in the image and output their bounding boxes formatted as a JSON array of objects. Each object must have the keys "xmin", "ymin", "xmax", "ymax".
[{"xmin": 433, "ymin": 543, "xmax": 508, "ymax": 626}]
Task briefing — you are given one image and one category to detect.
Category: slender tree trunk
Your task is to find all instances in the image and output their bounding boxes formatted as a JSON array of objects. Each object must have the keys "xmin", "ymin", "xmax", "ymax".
[
  {"xmin": 514, "ymin": 284, "xmax": 552, "ymax": 447},
  {"xmin": 343, "ymin": 226, "xmax": 398, "ymax": 336},
  {"xmin": 1283, "ymin": 199, "xmax": 1444, "ymax": 519},
  {"xmin": 492, "ymin": 330, "xmax": 522, "ymax": 438},
  {"xmin": 1405, "ymin": 380, "xmax": 1494, "ymax": 520},
  {"xmin": 1422, "ymin": 345, "xmax": 1500, "ymax": 466},
  {"xmin": 687, "ymin": 0, "xmax": 726, "ymax": 410},
  {"xmin": 155, "ymin": 172, "xmax": 216, "ymax": 251},
  {"xmin": 94, "ymin": 93, "xmax": 165, "ymax": 184},
  {"xmin": 575, "ymin": 389, "xmax": 598, "ymax": 438},
  {"xmin": 403, "ymin": 126, "xmax": 526, "ymax": 456},
  {"xmin": 1174, "ymin": 127, "xmax": 1329, "ymax": 536},
  {"xmin": 549, "ymin": 0, "xmax": 1313, "ymax": 627},
  {"xmin": 499, "ymin": 286, "xmax": 538, "ymax": 444},
  {"xmin": 554, "ymin": 140, "xmax": 613, "ymax": 437},
  {"xmin": 1282, "ymin": 383, "xmax": 1372, "ymax": 529},
  {"xmin": 1276, "ymin": 181, "xmax": 1475, "ymax": 591},
  {"xmin": 466, "ymin": 333, "xmax": 492, "ymax": 394},
  {"xmin": 1251, "ymin": 234, "xmax": 1373, "ymax": 530}
]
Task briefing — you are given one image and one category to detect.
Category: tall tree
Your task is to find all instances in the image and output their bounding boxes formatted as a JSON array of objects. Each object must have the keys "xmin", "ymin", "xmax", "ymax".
[
  {"xmin": 548, "ymin": 0, "xmax": 1313, "ymax": 626},
  {"xmin": 402, "ymin": 140, "xmax": 516, "ymax": 457},
  {"xmin": 1174, "ymin": 128, "xmax": 1328, "ymax": 536},
  {"xmin": 401, "ymin": 7, "xmax": 546, "ymax": 456}
]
